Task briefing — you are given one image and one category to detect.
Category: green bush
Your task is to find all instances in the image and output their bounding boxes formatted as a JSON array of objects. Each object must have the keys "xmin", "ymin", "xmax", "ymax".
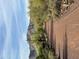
[
  {"xmin": 36, "ymin": 54, "xmax": 46, "ymax": 59},
  {"xmin": 29, "ymin": 0, "xmax": 62, "ymax": 59}
]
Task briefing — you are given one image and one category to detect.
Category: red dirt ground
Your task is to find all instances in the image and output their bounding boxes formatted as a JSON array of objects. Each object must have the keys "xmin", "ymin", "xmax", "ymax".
[{"xmin": 45, "ymin": 0, "xmax": 79, "ymax": 59}]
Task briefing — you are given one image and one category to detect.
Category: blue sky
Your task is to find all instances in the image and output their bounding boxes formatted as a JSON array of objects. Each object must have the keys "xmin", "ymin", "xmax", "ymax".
[{"xmin": 0, "ymin": 0, "xmax": 30, "ymax": 59}]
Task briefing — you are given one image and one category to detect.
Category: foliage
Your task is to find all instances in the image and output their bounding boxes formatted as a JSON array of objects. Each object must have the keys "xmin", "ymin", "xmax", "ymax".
[
  {"xmin": 36, "ymin": 54, "xmax": 46, "ymax": 59},
  {"xmin": 28, "ymin": 0, "xmax": 62, "ymax": 59},
  {"xmin": 29, "ymin": 0, "xmax": 48, "ymax": 23}
]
